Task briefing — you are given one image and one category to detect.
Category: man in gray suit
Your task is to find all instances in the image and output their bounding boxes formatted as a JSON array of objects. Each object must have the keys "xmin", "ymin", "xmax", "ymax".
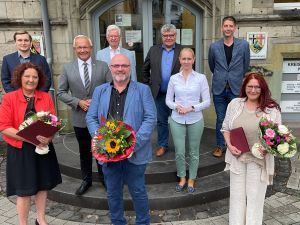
[
  {"xmin": 96, "ymin": 24, "xmax": 137, "ymax": 81},
  {"xmin": 57, "ymin": 35, "xmax": 112, "ymax": 195},
  {"xmin": 208, "ymin": 16, "xmax": 250, "ymax": 157}
]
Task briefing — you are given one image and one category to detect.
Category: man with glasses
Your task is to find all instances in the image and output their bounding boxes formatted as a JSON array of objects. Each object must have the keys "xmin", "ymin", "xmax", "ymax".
[
  {"xmin": 96, "ymin": 24, "xmax": 137, "ymax": 81},
  {"xmin": 208, "ymin": 16, "xmax": 250, "ymax": 157},
  {"xmin": 57, "ymin": 35, "xmax": 112, "ymax": 195},
  {"xmin": 142, "ymin": 24, "xmax": 182, "ymax": 157},
  {"xmin": 1, "ymin": 30, "xmax": 52, "ymax": 93},
  {"xmin": 86, "ymin": 54, "xmax": 156, "ymax": 225}
]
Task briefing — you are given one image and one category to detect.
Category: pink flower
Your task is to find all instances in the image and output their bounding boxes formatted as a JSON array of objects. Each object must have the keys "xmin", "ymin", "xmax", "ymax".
[
  {"xmin": 260, "ymin": 120, "xmax": 270, "ymax": 126},
  {"xmin": 265, "ymin": 128, "xmax": 276, "ymax": 139},
  {"xmin": 50, "ymin": 114, "xmax": 58, "ymax": 122},
  {"xmin": 265, "ymin": 139, "xmax": 274, "ymax": 146}
]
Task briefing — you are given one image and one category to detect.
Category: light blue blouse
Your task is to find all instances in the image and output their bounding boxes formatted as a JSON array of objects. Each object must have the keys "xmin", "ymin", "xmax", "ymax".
[{"xmin": 166, "ymin": 70, "xmax": 211, "ymax": 124}]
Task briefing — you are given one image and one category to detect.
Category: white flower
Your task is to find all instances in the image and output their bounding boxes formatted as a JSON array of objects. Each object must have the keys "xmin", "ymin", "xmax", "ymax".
[
  {"xmin": 277, "ymin": 142, "xmax": 289, "ymax": 155},
  {"xmin": 284, "ymin": 149, "xmax": 297, "ymax": 158},
  {"xmin": 278, "ymin": 125, "xmax": 289, "ymax": 135},
  {"xmin": 36, "ymin": 111, "xmax": 49, "ymax": 117},
  {"xmin": 251, "ymin": 143, "xmax": 265, "ymax": 159}
]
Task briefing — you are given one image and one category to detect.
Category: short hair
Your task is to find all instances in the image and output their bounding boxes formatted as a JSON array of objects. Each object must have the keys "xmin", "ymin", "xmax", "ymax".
[
  {"xmin": 106, "ymin": 25, "xmax": 121, "ymax": 37},
  {"xmin": 13, "ymin": 30, "xmax": 32, "ymax": 42},
  {"xmin": 240, "ymin": 72, "xmax": 280, "ymax": 112},
  {"xmin": 179, "ymin": 48, "xmax": 195, "ymax": 58},
  {"xmin": 73, "ymin": 35, "xmax": 93, "ymax": 47},
  {"xmin": 222, "ymin": 16, "xmax": 237, "ymax": 25},
  {"xmin": 161, "ymin": 24, "xmax": 177, "ymax": 34},
  {"xmin": 11, "ymin": 62, "xmax": 46, "ymax": 90}
]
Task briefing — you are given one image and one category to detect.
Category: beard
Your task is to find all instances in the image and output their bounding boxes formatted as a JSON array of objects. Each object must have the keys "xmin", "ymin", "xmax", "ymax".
[{"xmin": 112, "ymin": 73, "xmax": 130, "ymax": 83}]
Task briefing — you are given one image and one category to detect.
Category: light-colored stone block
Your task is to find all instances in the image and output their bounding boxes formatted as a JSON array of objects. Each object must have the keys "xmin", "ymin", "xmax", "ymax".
[
  {"xmin": 0, "ymin": 2, "xmax": 7, "ymax": 18},
  {"xmin": 6, "ymin": 2, "xmax": 23, "ymax": 19},
  {"xmin": 292, "ymin": 26, "xmax": 300, "ymax": 37},
  {"xmin": 0, "ymin": 32, "xmax": 5, "ymax": 43},
  {"xmin": 23, "ymin": 1, "xmax": 41, "ymax": 19},
  {"xmin": 234, "ymin": 0, "xmax": 253, "ymax": 14},
  {"xmin": 253, "ymin": 0, "xmax": 273, "ymax": 8},
  {"xmin": 252, "ymin": 7, "xmax": 268, "ymax": 15},
  {"xmin": 51, "ymin": 26, "xmax": 69, "ymax": 44}
]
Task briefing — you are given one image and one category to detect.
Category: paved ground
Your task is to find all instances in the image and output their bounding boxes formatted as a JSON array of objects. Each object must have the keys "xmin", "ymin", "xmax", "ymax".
[{"xmin": 0, "ymin": 130, "xmax": 300, "ymax": 224}]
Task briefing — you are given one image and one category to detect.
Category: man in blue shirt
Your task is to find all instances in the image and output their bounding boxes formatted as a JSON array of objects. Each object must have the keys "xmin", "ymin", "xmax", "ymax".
[
  {"xmin": 208, "ymin": 16, "xmax": 250, "ymax": 157},
  {"xmin": 142, "ymin": 24, "xmax": 182, "ymax": 157},
  {"xmin": 1, "ymin": 30, "xmax": 52, "ymax": 93}
]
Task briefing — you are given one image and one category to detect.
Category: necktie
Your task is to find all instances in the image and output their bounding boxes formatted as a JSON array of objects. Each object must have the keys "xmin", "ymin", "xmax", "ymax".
[{"xmin": 83, "ymin": 62, "xmax": 90, "ymax": 92}]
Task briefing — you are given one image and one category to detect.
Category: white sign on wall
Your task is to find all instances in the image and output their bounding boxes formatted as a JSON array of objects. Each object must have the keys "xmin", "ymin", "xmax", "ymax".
[
  {"xmin": 281, "ymin": 81, "xmax": 300, "ymax": 93},
  {"xmin": 247, "ymin": 32, "xmax": 268, "ymax": 59},
  {"xmin": 280, "ymin": 101, "xmax": 300, "ymax": 113},
  {"xmin": 282, "ymin": 60, "xmax": 300, "ymax": 73}
]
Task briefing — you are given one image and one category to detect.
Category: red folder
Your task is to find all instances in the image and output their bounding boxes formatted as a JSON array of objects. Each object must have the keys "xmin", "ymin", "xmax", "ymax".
[
  {"xmin": 230, "ymin": 127, "xmax": 250, "ymax": 153},
  {"xmin": 17, "ymin": 120, "xmax": 59, "ymax": 146}
]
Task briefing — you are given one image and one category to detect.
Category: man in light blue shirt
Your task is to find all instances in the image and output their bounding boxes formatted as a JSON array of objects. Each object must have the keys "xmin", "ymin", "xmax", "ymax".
[{"xmin": 96, "ymin": 24, "xmax": 137, "ymax": 81}]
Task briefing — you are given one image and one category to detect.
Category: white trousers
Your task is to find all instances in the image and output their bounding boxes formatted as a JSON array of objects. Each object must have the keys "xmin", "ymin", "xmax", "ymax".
[{"xmin": 229, "ymin": 161, "xmax": 267, "ymax": 225}]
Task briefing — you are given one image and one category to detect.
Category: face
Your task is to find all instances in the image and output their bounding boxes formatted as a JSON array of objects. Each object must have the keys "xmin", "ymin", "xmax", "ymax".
[
  {"xmin": 15, "ymin": 34, "xmax": 32, "ymax": 53},
  {"xmin": 74, "ymin": 37, "xmax": 92, "ymax": 61},
  {"xmin": 179, "ymin": 50, "xmax": 195, "ymax": 71},
  {"xmin": 21, "ymin": 68, "xmax": 39, "ymax": 93},
  {"xmin": 245, "ymin": 78, "xmax": 261, "ymax": 102},
  {"xmin": 110, "ymin": 55, "xmax": 131, "ymax": 84},
  {"xmin": 107, "ymin": 29, "xmax": 120, "ymax": 49},
  {"xmin": 221, "ymin": 20, "xmax": 236, "ymax": 38},
  {"xmin": 162, "ymin": 30, "xmax": 176, "ymax": 48}
]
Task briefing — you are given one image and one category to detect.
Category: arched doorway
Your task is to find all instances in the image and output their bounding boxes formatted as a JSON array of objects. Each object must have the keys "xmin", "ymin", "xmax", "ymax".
[{"xmin": 92, "ymin": 0, "xmax": 203, "ymax": 81}]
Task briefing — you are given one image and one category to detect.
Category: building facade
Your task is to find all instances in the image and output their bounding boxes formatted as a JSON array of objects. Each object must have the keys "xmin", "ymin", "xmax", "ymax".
[{"xmin": 0, "ymin": 0, "xmax": 299, "ymax": 129}]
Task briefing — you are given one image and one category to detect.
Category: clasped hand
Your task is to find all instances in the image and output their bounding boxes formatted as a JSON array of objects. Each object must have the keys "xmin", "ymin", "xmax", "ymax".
[
  {"xmin": 79, "ymin": 99, "xmax": 91, "ymax": 112},
  {"xmin": 176, "ymin": 105, "xmax": 193, "ymax": 114},
  {"xmin": 36, "ymin": 135, "xmax": 52, "ymax": 148}
]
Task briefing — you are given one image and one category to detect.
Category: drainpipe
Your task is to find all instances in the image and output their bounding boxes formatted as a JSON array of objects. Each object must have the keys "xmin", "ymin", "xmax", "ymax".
[{"xmin": 40, "ymin": 0, "xmax": 57, "ymax": 111}]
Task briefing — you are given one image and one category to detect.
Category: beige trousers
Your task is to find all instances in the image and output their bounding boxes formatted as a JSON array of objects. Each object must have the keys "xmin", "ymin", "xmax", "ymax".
[{"xmin": 229, "ymin": 161, "xmax": 267, "ymax": 225}]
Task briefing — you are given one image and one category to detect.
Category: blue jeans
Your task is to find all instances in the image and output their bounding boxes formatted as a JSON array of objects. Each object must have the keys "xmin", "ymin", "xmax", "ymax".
[
  {"xmin": 102, "ymin": 160, "xmax": 149, "ymax": 225},
  {"xmin": 155, "ymin": 92, "xmax": 171, "ymax": 148},
  {"xmin": 213, "ymin": 88, "xmax": 237, "ymax": 148}
]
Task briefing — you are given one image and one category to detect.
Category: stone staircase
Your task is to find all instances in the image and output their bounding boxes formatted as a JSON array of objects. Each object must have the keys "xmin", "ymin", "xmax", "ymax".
[{"xmin": 49, "ymin": 128, "xmax": 229, "ymax": 210}]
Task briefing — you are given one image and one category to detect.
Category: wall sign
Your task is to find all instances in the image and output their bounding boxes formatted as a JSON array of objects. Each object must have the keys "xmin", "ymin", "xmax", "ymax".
[
  {"xmin": 282, "ymin": 60, "xmax": 300, "ymax": 73},
  {"xmin": 247, "ymin": 32, "xmax": 268, "ymax": 59},
  {"xmin": 281, "ymin": 81, "xmax": 300, "ymax": 93},
  {"xmin": 280, "ymin": 101, "xmax": 300, "ymax": 113}
]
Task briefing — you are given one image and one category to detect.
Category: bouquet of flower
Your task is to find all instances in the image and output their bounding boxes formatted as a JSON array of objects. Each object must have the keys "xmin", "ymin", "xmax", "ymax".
[
  {"xmin": 92, "ymin": 116, "xmax": 136, "ymax": 163},
  {"xmin": 251, "ymin": 117, "xmax": 298, "ymax": 159},
  {"xmin": 18, "ymin": 111, "xmax": 65, "ymax": 154}
]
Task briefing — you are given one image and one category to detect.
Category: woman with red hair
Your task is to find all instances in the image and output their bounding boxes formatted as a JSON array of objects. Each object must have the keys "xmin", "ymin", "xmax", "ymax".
[{"xmin": 221, "ymin": 72, "xmax": 281, "ymax": 225}]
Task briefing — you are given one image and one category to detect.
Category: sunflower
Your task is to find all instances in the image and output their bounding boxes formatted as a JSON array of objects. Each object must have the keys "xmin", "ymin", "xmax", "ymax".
[{"xmin": 105, "ymin": 138, "xmax": 120, "ymax": 154}]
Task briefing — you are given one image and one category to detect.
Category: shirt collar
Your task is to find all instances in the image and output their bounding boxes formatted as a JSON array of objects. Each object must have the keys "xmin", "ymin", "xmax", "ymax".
[
  {"xmin": 78, "ymin": 57, "xmax": 92, "ymax": 66},
  {"xmin": 17, "ymin": 51, "xmax": 30, "ymax": 59},
  {"xmin": 109, "ymin": 46, "xmax": 120, "ymax": 53},
  {"xmin": 161, "ymin": 44, "xmax": 176, "ymax": 50}
]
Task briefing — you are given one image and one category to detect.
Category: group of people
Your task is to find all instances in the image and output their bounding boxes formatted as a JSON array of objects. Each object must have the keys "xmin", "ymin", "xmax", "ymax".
[{"xmin": 0, "ymin": 15, "xmax": 283, "ymax": 225}]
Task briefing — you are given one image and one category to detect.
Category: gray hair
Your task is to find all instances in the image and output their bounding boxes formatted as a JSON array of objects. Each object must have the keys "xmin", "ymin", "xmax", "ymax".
[
  {"xmin": 161, "ymin": 24, "xmax": 177, "ymax": 34},
  {"xmin": 73, "ymin": 35, "xmax": 93, "ymax": 47},
  {"xmin": 106, "ymin": 25, "xmax": 121, "ymax": 37}
]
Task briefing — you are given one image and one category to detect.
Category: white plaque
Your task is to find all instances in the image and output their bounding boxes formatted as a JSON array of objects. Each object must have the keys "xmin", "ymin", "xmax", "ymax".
[
  {"xmin": 247, "ymin": 32, "xmax": 268, "ymax": 59},
  {"xmin": 281, "ymin": 81, "xmax": 300, "ymax": 93},
  {"xmin": 283, "ymin": 60, "xmax": 300, "ymax": 73},
  {"xmin": 181, "ymin": 29, "xmax": 193, "ymax": 45},
  {"xmin": 280, "ymin": 101, "xmax": 300, "ymax": 112},
  {"xmin": 176, "ymin": 29, "xmax": 181, "ymax": 44},
  {"xmin": 115, "ymin": 14, "xmax": 131, "ymax": 27},
  {"xmin": 125, "ymin": 30, "xmax": 142, "ymax": 43}
]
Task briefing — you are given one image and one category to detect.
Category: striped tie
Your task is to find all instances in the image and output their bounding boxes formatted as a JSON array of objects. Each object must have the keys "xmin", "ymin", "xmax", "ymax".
[{"xmin": 83, "ymin": 62, "xmax": 90, "ymax": 92}]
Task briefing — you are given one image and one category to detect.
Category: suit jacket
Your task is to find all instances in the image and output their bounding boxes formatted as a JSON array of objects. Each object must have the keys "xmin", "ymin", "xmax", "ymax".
[
  {"xmin": 96, "ymin": 47, "xmax": 137, "ymax": 81},
  {"xmin": 142, "ymin": 43, "xmax": 182, "ymax": 98},
  {"xmin": 86, "ymin": 81, "xmax": 157, "ymax": 165},
  {"xmin": 57, "ymin": 59, "xmax": 112, "ymax": 128},
  {"xmin": 208, "ymin": 38, "xmax": 250, "ymax": 96},
  {"xmin": 1, "ymin": 51, "xmax": 52, "ymax": 93}
]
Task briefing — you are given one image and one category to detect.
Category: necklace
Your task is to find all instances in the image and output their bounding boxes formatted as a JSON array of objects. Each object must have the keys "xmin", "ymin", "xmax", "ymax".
[{"xmin": 24, "ymin": 95, "xmax": 34, "ymax": 102}]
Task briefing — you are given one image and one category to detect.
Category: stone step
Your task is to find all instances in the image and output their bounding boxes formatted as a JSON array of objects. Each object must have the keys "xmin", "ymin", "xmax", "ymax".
[
  {"xmin": 48, "ymin": 171, "xmax": 229, "ymax": 210},
  {"xmin": 53, "ymin": 128, "xmax": 223, "ymax": 184}
]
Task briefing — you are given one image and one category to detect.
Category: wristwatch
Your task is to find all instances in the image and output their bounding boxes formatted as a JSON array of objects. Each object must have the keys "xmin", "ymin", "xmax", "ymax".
[{"xmin": 191, "ymin": 106, "xmax": 195, "ymax": 112}]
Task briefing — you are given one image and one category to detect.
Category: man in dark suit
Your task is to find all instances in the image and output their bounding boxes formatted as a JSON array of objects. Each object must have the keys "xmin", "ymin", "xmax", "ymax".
[
  {"xmin": 57, "ymin": 35, "xmax": 112, "ymax": 195},
  {"xmin": 142, "ymin": 24, "xmax": 182, "ymax": 157},
  {"xmin": 1, "ymin": 30, "xmax": 51, "ymax": 93},
  {"xmin": 208, "ymin": 16, "xmax": 250, "ymax": 157}
]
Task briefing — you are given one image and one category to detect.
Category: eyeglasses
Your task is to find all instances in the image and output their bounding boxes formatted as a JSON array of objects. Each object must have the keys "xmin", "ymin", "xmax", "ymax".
[
  {"xmin": 108, "ymin": 35, "xmax": 120, "ymax": 39},
  {"xmin": 75, "ymin": 46, "xmax": 91, "ymax": 50},
  {"xmin": 246, "ymin": 85, "xmax": 261, "ymax": 91},
  {"xmin": 110, "ymin": 64, "xmax": 130, "ymax": 69},
  {"xmin": 162, "ymin": 34, "xmax": 176, "ymax": 38}
]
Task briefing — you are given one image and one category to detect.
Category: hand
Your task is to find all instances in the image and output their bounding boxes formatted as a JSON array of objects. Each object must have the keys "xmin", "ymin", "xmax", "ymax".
[
  {"xmin": 228, "ymin": 144, "xmax": 242, "ymax": 157},
  {"xmin": 79, "ymin": 99, "xmax": 91, "ymax": 112},
  {"xmin": 36, "ymin": 135, "xmax": 52, "ymax": 147},
  {"xmin": 258, "ymin": 145, "xmax": 267, "ymax": 156},
  {"xmin": 176, "ymin": 105, "xmax": 192, "ymax": 114}
]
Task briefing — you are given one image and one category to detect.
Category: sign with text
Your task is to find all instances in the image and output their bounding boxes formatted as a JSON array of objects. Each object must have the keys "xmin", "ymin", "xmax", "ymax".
[
  {"xmin": 281, "ymin": 81, "xmax": 300, "ymax": 93},
  {"xmin": 280, "ymin": 101, "xmax": 300, "ymax": 113},
  {"xmin": 282, "ymin": 60, "xmax": 300, "ymax": 73},
  {"xmin": 247, "ymin": 32, "xmax": 268, "ymax": 59}
]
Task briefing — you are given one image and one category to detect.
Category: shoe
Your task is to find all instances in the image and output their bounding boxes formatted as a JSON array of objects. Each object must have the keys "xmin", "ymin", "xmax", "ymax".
[
  {"xmin": 187, "ymin": 186, "xmax": 195, "ymax": 193},
  {"xmin": 156, "ymin": 147, "xmax": 168, "ymax": 157},
  {"xmin": 35, "ymin": 219, "xmax": 40, "ymax": 225},
  {"xmin": 212, "ymin": 147, "xmax": 225, "ymax": 157},
  {"xmin": 175, "ymin": 183, "xmax": 187, "ymax": 192},
  {"xmin": 75, "ymin": 181, "xmax": 92, "ymax": 195}
]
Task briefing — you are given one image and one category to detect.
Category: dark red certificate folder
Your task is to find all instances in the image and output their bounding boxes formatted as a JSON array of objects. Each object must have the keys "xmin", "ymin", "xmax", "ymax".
[
  {"xmin": 17, "ymin": 120, "xmax": 59, "ymax": 146},
  {"xmin": 230, "ymin": 127, "xmax": 250, "ymax": 153}
]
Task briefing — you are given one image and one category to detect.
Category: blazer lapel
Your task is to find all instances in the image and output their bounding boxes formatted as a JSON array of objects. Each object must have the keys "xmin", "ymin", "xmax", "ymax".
[
  {"xmin": 105, "ymin": 48, "xmax": 112, "ymax": 65},
  {"xmin": 228, "ymin": 38, "xmax": 239, "ymax": 70},
  {"xmin": 123, "ymin": 82, "xmax": 135, "ymax": 119},
  {"xmin": 102, "ymin": 85, "xmax": 112, "ymax": 117},
  {"xmin": 217, "ymin": 39, "xmax": 228, "ymax": 70},
  {"xmin": 171, "ymin": 44, "xmax": 180, "ymax": 72},
  {"xmin": 72, "ymin": 60, "xmax": 86, "ymax": 91},
  {"xmin": 90, "ymin": 60, "xmax": 97, "ymax": 93}
]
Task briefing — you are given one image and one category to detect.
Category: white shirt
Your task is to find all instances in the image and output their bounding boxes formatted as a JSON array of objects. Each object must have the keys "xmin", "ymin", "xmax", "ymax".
[
  {"xmin": 166, "ymin": 70, "xmax": 211, "ymax": 124},
  {"xmin": 77, "ymin": 58, "xmax": 92, "ymax": 87},
  {"xmin": 109, "ymin": 46, "xmax": 121, "ymax": 59}
]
